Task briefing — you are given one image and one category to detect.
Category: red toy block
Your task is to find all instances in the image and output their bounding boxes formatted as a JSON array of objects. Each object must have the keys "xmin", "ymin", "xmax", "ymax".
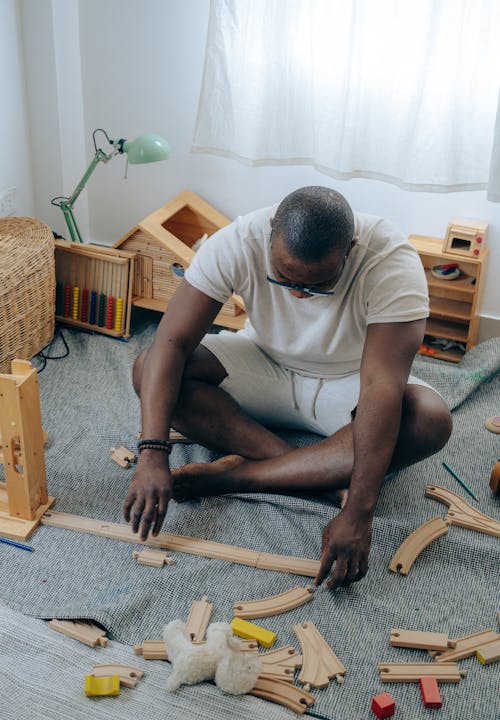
[
  {"xmin": 419, "ymin": 677, "xmax": 442, "ymax": 708},
  {"xmin": 371, "ymin": 691, "xmax": 396, "ymax": 718}
]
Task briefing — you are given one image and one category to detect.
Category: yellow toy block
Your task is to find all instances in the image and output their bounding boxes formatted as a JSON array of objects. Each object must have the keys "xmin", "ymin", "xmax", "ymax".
[
  {"xmin": 84, "ymin": 674, "xmax": 120, "ymax": 697},
  {"xmin": 231, "ymin": 616, "xmax": 276, "ymax": 648}
]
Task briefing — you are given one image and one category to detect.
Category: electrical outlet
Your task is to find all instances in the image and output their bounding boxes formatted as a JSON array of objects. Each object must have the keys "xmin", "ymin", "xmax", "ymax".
[{"xmin": 0, "ymin": 187, "xmax": 17, "ymax": 216}]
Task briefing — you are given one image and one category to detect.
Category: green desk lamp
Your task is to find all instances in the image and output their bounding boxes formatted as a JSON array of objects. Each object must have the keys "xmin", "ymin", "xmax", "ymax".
[{"xmin": 51, "ymin": 128, "xmax": 170, "ymax": 243}]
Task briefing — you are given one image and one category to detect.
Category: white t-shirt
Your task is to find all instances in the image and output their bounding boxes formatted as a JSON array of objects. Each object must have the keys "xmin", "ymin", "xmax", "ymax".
[{"xmin": 185, "ymin": 204, "xmax": 429, "ymax": 378}]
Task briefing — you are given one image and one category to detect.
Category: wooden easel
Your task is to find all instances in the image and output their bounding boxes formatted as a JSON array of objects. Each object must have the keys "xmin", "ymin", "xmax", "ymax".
[{"xmin": 0, "ymin": 360, "xmax": 54, "ymax": 540}]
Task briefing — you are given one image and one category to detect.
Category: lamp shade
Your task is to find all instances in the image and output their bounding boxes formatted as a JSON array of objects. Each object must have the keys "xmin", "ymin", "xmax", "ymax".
[{"xmin": 122, "ymin": 134, "xmax": 170, "ymax": 164}]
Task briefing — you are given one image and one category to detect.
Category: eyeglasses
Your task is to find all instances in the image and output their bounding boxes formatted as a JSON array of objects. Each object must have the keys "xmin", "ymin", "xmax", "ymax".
[{"xmin": 266, "ymin": 252, "xmax": 348, "ymax": 296}]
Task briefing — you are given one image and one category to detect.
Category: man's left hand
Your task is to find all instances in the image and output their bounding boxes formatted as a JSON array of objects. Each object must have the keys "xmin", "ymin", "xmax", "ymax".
[{"xmin": 314, "ymin": 510, "xmax": 373, "ymax": 589}]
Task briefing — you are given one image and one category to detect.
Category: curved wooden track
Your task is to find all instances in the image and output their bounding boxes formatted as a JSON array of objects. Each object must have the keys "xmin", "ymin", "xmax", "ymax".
[
  {"xmin": 92, "ymin": 664, "xmax": 144, "ymax": 688},
  {"xmin": 251, "ymin": 677, "xmax": 315, "ymax": 714},
  {"xmin": 293, "ymin": 621, "xmax": 346, "ymax": 688},
  {"xmin": 233, "ymin": 586, "xmax": 314, "ymax": 619},
  {"xmin": 388, "ymin": 517, "xmax": 449, "ymax": 575},
  {"xmin": 426, "ymin": 484, "xmax": 500, "ymax": 537}
]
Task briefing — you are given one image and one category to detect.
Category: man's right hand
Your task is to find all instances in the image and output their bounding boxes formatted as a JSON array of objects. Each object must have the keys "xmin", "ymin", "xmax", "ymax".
[{"xmin": 123, "ymin": 451, "xmax": 173, "ymax": 541}]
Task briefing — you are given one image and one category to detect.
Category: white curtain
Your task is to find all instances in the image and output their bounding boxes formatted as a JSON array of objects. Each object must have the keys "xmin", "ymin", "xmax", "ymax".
[{"xmin": 192, "ymin": 0, "xmax": 500, "ymax": 195}]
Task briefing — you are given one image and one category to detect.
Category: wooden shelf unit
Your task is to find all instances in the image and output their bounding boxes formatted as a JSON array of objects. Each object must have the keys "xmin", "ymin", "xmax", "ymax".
[{"xmin": 409, "ymin": 235, "xmax": 489, "ymax": 363}]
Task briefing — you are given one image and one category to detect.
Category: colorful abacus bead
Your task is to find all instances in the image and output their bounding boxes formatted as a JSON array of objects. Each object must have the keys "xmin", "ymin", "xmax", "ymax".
[
  {"xmin": 71, "ymin": 286, "xmax": 80, "ymax": 320},
  {"xmin": 81, "ymin": 288, "xmax": 89, "ymax": 322},
  {"xmin": 89, "ymin": 290, "xmax": 97, "ymax": 325},
  {"xmin": 106, "ymin": 296, "xmax": 115, "ymax": 330},
  {"xmin": 64, "ymin": 283, "xmax": 71, "ymax": 317},
  {"xmin": 114, "ymin": 297, "xmax": 124, "ymax": 333},
  {"xmin": 98, "ymin": 293, "xmax": 106, "ymax": 327}
]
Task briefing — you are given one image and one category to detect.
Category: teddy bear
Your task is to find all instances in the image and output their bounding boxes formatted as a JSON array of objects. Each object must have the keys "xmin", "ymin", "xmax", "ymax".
[{"xmin": 163, "ymin": 619, "xmax": 262, "ymax": 695}]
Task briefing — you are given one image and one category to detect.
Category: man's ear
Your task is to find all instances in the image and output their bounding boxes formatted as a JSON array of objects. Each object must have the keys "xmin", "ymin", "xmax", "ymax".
[
  {"xmin": 269, "ymin": 217, "xmax": 274, "ymax": 228},
  {"xmin": 347, "ymin": 235, "xmax": 358, "ymax": 256}
]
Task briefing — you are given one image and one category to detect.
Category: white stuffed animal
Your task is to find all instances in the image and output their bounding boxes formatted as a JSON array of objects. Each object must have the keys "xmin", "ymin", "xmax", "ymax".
[{"xmin": 163, "ymin": 620, "xmax": 261, "ymax": 695}]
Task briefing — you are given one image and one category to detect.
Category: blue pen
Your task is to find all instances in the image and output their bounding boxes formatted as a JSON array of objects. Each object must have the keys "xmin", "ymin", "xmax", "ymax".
[{"xmin": 0, "ymin": 536, "xmax": 34, "ymax": 551}]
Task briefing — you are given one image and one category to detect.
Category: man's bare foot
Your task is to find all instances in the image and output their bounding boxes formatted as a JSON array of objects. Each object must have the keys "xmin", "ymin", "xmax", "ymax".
[{"xmin": 172, "ymin": 454, "xmax": 246, "ymax": 501}]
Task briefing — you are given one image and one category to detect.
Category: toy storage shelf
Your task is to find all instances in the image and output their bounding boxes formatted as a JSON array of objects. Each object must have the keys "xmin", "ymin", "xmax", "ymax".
[
  {"xmin": 132, "ymin": 296, "xmax": 246, "ymax": 330},
  {"xmin": 409, "ymin": 234, "xmax": 489, "ymax": 363}
]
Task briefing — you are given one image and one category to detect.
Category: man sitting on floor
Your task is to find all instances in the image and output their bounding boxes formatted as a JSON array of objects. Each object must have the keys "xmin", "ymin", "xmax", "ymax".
[{"xmin": 124, "ymin": 186, "xmax": 452, "ymax": 589}]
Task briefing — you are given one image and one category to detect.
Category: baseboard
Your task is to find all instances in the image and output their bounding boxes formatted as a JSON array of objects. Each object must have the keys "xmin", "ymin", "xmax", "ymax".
[{"xmin": 478, "ymin": 315, "xmax": 500, "ymax": 343}]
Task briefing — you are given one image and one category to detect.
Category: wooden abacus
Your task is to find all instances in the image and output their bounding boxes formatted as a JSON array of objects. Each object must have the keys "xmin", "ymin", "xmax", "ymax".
[{"xmin": 54, "ymin": 240, "xmax": 135, "ymax": 338}]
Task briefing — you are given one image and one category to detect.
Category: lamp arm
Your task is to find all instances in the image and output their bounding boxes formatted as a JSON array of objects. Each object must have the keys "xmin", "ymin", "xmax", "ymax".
[{"xmin": 57, "ymin": 148, "xmax": 111, "ymax": 243}]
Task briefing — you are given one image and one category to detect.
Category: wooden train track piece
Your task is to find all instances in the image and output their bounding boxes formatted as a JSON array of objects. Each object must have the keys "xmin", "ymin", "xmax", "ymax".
[
  {"xmin": 390, "ymin": 629, "xmax": 455, "ymax": 651},
  {"xmin": 132, "ymin": 548, "xmax": 174, "ymax": 567},
  {"xmin": 111, "ymin": 446, "xmax": 137, "ymax": 468},
  {"xmin": 250, "ymin": 677, "xmax": 315, "ymax": 715},
  {"xmin": 258, "ymin": 645, "xmax": 303, "ymax": 682},
  {"xmin": 185, "ymin": 595, "xmax": 213, "ymax": 642},
  {"xmin": 430, "ymin": 629, "xmax": 499, "ymax": 662},
  {"xmin": 48, "ymin": 619, "xmax": 108, "ymax": 647},
  {"xmin": 134, "ymin": 641, "xmax": 168, "ymax": 660},
  {"xmin": 41, "ymin": 510, "xmax": 320, "ymax": 577},
  {"xmin": 476, "ymin": 638, "xmax": 500, "ymax": 664},
  {"xmin": 425, "ymin": 484, "xmax": 500, "ymax": 538},
  {"xmin": 489, "ymin": 461, "xmax": 500, "ymax": 495},
  {"xmin": 388, "ymin": 517, "xmax": 449, "ymax": 575},
  {"xmin": 293, "ymin": 621, "xmax": 346, "ymax": 688},
  {"xmin": 233, "ymin": 585, "xmax": 314, "ymax": 619},
  {"xmin": 92, "ymin": 664, "xmax": 144, "ymax": 688},
  {"xmin": 378, "ymin": 662, "xmax": 466, "ymax": 683}
]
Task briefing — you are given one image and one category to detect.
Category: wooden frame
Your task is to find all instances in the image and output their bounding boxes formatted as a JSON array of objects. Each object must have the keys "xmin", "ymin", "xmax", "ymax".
[
  {"xmin": 54, "ymin": 240, "xmax": 135, "ymax": 339},
  {"xmin": 0, "ymin": 360, "xmax": 55, "ymax": 540},
  {"xmin": 40, "ymin": 510, "xmax": 320, "ymax": 577}
]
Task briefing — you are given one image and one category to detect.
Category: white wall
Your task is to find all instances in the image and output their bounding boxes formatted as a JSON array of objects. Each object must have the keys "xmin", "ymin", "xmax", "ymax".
[
  {"xmin": 0, "ymin": 0, "xmax": 34, "ymax": 216},
  {"xmin": 18, "ymin": 0, "xmax": 500, "ymax": 322}
]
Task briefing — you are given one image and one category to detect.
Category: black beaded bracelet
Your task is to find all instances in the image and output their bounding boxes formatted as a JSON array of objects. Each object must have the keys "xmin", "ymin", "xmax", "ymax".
[{"xmin": 137, "ymin": 438, "xmax": 172, "ymax": 455}]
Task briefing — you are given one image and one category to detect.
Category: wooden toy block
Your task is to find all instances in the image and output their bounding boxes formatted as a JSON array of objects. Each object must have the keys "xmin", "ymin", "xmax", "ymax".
[
  {"xmin": 293, "ymin": 621, "xmax": 346, "ymax": 688},
  {"xmin": 84, "ymin": 674, "xmax": 120, "ymax": 697},
  {"xmin": 371, "ymin": 691, "xmax": 396, "ymax": 718},
  {"xmin": 92, "ymin": 664, "xmax": 144, "ymax": 688},
  {"xmin": 132, "ymin": 548, "xmax": 174, "ymax": 567},
  {"xmin": 490, "ymin": 460, "xmax": 500, "ymax": 494},
  {"xmin": 443, "ymin": 217, "xmax": 488, "ymax": 258},
  {"xmin": 0, "ymin": 360, "xmax": 55, "ymax": 540},
  {"xmin": 185, "ymin": 595, "xmax": 213, "ymax": 642},
  {"xmin": 40, "ymin": 510, "xmax": 320, "ymax": 577},
  {"xmin": 476, "ymin": 638, "xmax": 500, "ymax": 664},
  {"xmin": 230, "ymin": 617, "xmax": 277, "ymax": 648},
  {"xmin": 111, "ymin": 446, "xmax": 137, "ymax": 468},
  {"xmin": 388, "ymin": 517, "xmax": 449, "ymax": 575},
  {"xmin": 431, "ymin": 630, "xmax": 500, "ymax": 662},
  {"xmin": 134, "ymin": 641, "xmax": 168, "ymax": 660},
  {"xmin": 426, "ymin": 484, "xmax": 500, "ymax": 538},
  {"xmin": 390, "ymin": 629, "xmax": 455, "ymax": 651},
  {"xmin": 49, "ymin": 619, "xmax": 108, "ymax": 647},
  {"xmin": 419, "ymin": 677, "xmax": 442, "ymax": 708},
  {"xmin": 258, "ymin": 645, "xmax": 303, "ymax": 682},
  {"xmin": 378, "ymin": 662, "xmax": 466, "ymax": 683},
  {"xmin": 233, "ymin": 585, "xmax": 314, "ymax": 619},
  {"xmin": 250, "ymin": 677, "xmax": 315, "ymax": 715},
  {"xmin": 113, "ymin": 190, "xmax": 247, "ymax": 331}
]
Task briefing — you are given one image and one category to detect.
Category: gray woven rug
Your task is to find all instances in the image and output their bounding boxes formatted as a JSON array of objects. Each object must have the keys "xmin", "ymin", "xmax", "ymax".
[{"xmin": 0, "ymin": 316, "xmax": 498, "ymax": 720}]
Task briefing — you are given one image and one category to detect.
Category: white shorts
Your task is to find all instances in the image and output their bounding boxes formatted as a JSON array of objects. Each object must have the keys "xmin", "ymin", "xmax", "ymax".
[{"xmin": 201, "ymin": 330, "xmax": 437, "ymax": 437}]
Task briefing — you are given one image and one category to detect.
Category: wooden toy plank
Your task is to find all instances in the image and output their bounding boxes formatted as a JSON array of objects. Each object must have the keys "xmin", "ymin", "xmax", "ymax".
[
  {"xmin": 476, "ymin": 638, "xmax": 500, "ymax": 664},
  {"xmin": 293, "ymin": 621, "xmax": 346, "ymax": 688},
  {"xmin": 49, "ymin": 619, "xmax": 108, "ymax": 647},
  {"xmin": 250, "ymin": 677, "xmax": 315, "ymax": 714},
  {"xmin": 40, "ymin": 510, "xmax": 320, "ymax": 577},
  {"xmin": 378, "ymin": 662, "xmax": 465, "ymax": 682},
  {"xmin": 92, "ymin": 664, "xmax": 144, "ymax": 688},
  {"xmin": 431, "ymin": 630, "xmax": 499, "ymax": 662},
  {"xmin": 233, "ymin": 586, "xmax": 314, "ymax": 619},
  {"xmin": 388, "ymin": 517, "xmax": 449, "ymax": 575},
  {"xmin": 390, "ymin": 629, "xmax": 454, "ymax": 651},
  {"xmin": 132, "ymin": 549, "xmax": 174, "ymax": 567},
  {"xmin": 258, "ymin": 645, "xmax": 302, "ymax": 682},
  {"xmin": 185, "ymin": 595, "xmax": 213, "ymax": 642},
  {"xmin": 134, "ymin": 641, "xmax": 168, "ymax": 660},
  {"xmin": 425, "ymin": 484, "xmax": 500, "ymax": 538},
  {"xmin": 419, "ymin": 677, "xmax": 442, "ymax": 708}
]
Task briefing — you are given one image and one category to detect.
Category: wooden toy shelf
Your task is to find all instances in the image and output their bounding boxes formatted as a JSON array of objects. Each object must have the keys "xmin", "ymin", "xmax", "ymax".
[{"xmin": 409, "ymin": 235, "xmax": 489, "ymax": 363}]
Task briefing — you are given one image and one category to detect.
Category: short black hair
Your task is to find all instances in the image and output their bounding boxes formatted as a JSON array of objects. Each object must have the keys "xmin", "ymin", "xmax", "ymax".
[{"xmin": 272, "ymin": 186, "xmax": 355, "ymax": 262}]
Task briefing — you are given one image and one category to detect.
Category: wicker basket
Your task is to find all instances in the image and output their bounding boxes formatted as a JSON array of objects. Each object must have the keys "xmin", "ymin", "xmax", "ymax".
[{"xmin": 0, "ymin": 217, "xmax": 55, "ymax": 373}]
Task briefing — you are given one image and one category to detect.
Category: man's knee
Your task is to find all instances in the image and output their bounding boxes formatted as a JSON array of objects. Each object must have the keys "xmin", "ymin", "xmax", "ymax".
[{"xmin": 403, "ymin": 385, "xmax": 452, "ymax": 453}]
